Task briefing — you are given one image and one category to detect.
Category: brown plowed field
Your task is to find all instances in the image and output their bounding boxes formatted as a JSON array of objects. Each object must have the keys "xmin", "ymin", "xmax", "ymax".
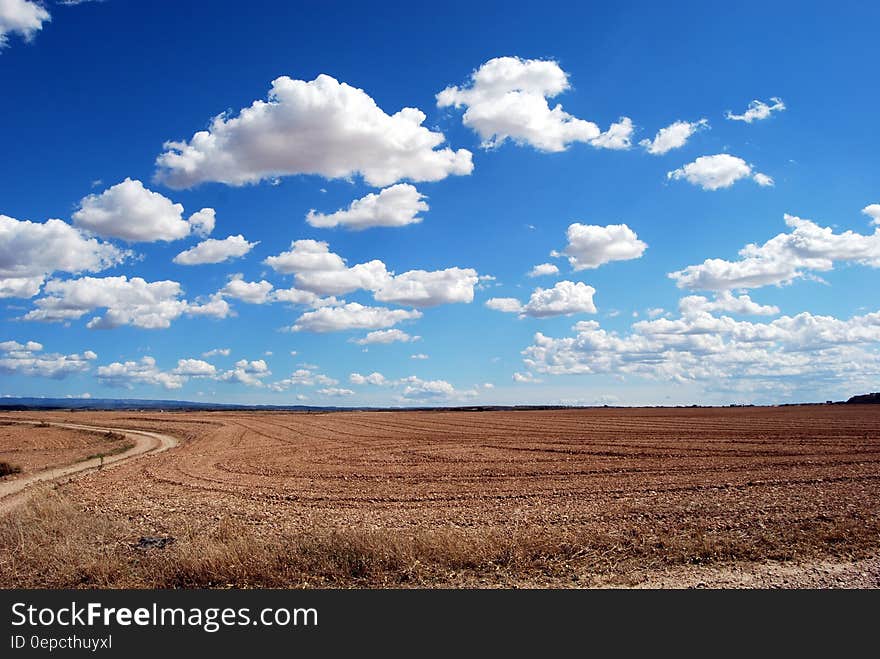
[
  {"xmin": 1, "ymin": 406, "xmax": 878, "ymax": 588},
  {"xmin": 0, "ymin": 421, "xmax": 132, "ymax": 476}
]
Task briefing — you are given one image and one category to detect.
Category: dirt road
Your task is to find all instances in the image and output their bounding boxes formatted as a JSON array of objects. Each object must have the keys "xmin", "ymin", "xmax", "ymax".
[{"xmin": 0, "ymin": 421, "xmax": 179, "ymax": 515}]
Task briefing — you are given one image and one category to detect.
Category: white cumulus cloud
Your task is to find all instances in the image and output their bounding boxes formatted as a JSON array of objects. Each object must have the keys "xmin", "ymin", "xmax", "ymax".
[
  {"xmin": 527, "ymin": 263, "xmax": 559, "ymax": 278},
  {"xmin": 522, "ymin": 306, "xmax": 880, "ymax": 397},
  {"xmin": 0, "ymin": 214, "xmax": 128, "ymax": 298},
  {"xmin": 268, "ymin": 367, "xmax": 336, "ymax": 391},
  {"xmin": 73, "ymin": 178, "xmax": 215, "ymax": 242},
  {"xmin": 173, "ymin": 235, "xmax": 257, "ymax": 265},
  {"xmin": 667, "ymin": 154, "xmax": 772, "ymax": 191},
  {"xmin": 291, "ymin": 303, "xmax": 422, "ymax": 333},
  {"xmin": 678, "ymin": 292, "xmax": 780, "ymax": 316},
  {"xmin": 862, "ymin": 204, "xmax": 880, "ymax": 225},
  {"xmin": 437, "ymin": 56, "xmax": 602, "ymax": 152},
  {"xmin": 219, "ymin": 275, "xmax": 274, "ymax": 304},
  {"xmin": 373, "ymin": 268, "xmax": 479, "ymax": 307},
  {"xmin": 155, "ymin": 74, "xmax": 473, "ymax": 189},
  {"xmin": 22, "ymin": 275, "xmax": 231, "ymax": 328},
  {"xmin": 670, "ymin": 214, "xmax": 880, "ymax": 291},
  {"xmin": 306, "ymin": 184, "xmax": 428, "ymax": 230},
  {"xmin": 172, "ymin": 358, "xmax": 217, "ymax": 377},
  {"xmin": 639, "ymin": 119, "xmax": 708, "ymax": 155},
  {"xmin": 318, "ymin": 387, "xmax": 354, "ymax": 397},
  {"xmin": 265, "ymin": 239, "xmax": 479, "ymax": 306},
  {"xmin": 487, "ymin": 281, "xmax": 597, "ymax": 318},
  {"xmin": 485, "ymin": 297, "xmax": 524, "ymax": 313},
  {"xmin": 553, "ymin": 223, "xmax": 647, "ymax": 270},
  {"xmin": 0, "ymin": 0, "xmax": 50, "ymax": 50},
  {"xmin": 590, "ymin": 116, "xmax": 634, "ymax": 150},
  {"xmin": 351, "ymin": 329, "xmax": 420, "ymax": 345},
  {"xmin": 349, "ymin": 372, "xmax": 387, "ymax": 386},
  {"xmin": 726, "ymin": 97, "xmax": 786, "ymax": 123},
  {"xmin": 218, "ymin": 359, "xmax": 271, "ymax": 387},
  {"xmin": 0, "ymin": 339, "xmax": 96, "ymax": 379},
  {"xmin": 97, "ymin": 356, "xmax": 185, "ymax": 390}
]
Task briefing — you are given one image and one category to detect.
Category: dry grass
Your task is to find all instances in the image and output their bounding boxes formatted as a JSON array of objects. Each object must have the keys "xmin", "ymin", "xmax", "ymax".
[{"xmin": 2, "ymin": 491, "xmax": 878, "ymax": 589}]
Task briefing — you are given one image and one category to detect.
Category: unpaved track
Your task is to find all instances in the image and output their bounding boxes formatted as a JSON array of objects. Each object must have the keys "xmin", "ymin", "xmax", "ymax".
[{"xmin": 0, "ymin": 422, "xmax": 179, "ymax": 515}]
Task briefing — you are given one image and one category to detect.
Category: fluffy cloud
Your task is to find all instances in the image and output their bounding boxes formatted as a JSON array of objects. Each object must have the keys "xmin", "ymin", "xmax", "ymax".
[
  {"xmin": 373, "ymin": 268, "xmax": 479, "ymax": 307},
  {"xmin": 219, "ymin": 275, "xmax": 274, "ymax": 304},
  {"xmin": 590, "ymin": 116, "xmax": 634, "ymax": 150},
  {"xmin": 268, "ymin": 367, "xmax": 336, "ymax": 391},
  {"xmin": 155, "ymin": 74, "xmax": 473, "ymax": 189},
  {"xmin": 670, "ymin": 214, "xmax": 880, "ymax": 291},
  {"xmin": 0, "ymin": 214, "xmax": 128, "ymax": 298},
  {"xmin": 185, "ymin": 293, "xmax": 232, "ymax": 319},
  {"xmin": 639, "ymin": 119, "xmax": 708, "ymax": 155},
  {"xmin": 264, "ymin": 239, "xmax": 347, "ymax": 275},
  {"xmin": 22, "ymin": 275, "xmax": 232, "ymax": 328},
  {"xmin": 218, "ymin": 359, "xmax": 271, "ymax": 387},
  {"xmin": 0, "ymin": 340, "xmax": 96, "ymax": 378},
  {"xmin": 172, "ymin": 358, "xmax": 217, "ymax": 377},
  {"xmin": 212, "ymin": 275, "xmax": 336, "ymax": 311},
  {"xmin": 862, "ymin": 204, "xmax": 880, "ymax": 225},
  {"xmin": 437, "ymin": 56, "xmax": 604, "ymax": 152},
  {"xmin": 528, "ymin": 263, "xmax": 559, "ymax": 278},
  {"xmin": 667, "ymin": 154, "xmax": 772, "ymax": 190},
  {"xmin": 485, "ymin": 297, "xmax": 525, "ymax": 313},
  {"xmin": 187, "ymin": 208, "xmax": 216, "ymax": 237},
  {"xmin": 512, "ymin": 371, "xmax": 542, "ymax": 383},
  {"xmin": 553, "ymin": 223, "xmax": 647, "ymax": 270},
  {"xmin": 351, "ymin": 329, "xmax": 420, "ymax": 345},
  {"xmin": 97, "ymin": 357, "xmax": 185, "ymax": 390},
  {"xmin": 0, "ymin": 0, "xmax": 49, "ymax": 50},
  {"xmin": 349, "ymin": 371, "xmax": 387, "ymax": 385},
  {"xmin": 306, "ymin": 184, "xmax": 428, "ymax": 230},
  {"xmin": 522, "ymin": 307, "xmax": 880, "ymax": 394},
  {"xmin": 73, "ymin": 179, "xmax": 215, "ymax": 242},
  {"xmin": 487, "ymin": 281, "xmax": 597, "ymax": 318},
  {"xmin": 173, "ymin": 235, "xmax": 257, "ymax": 265},
  {"xmin": 398, "ymin": 376, "xmax": 456, "ymax": 399},
  {"xmin": 752, "ymin": 172, "xmax": 774, "ymax": 187},
  {"xmin": 0, "ymin": 277, "xmax": 45, "ymax": 299},
  {"xmin": 265, "ymin": 239, "xmax": 479, "ymax": 306},
  {"xmin": 678, "ymin": 292, "xmax": 779, "ymax": 316},
  {"xmin": 725, "ymin": 97, "xmax": 786, "ymax": 123},
  {"xmin": 318, "ymin": 387, "xmax": 354, "ymax": 397},
  {"xmin": 521, "ymin": 281, "xmax": 597, "ymax": 317},
  {"xmin": 410, "ymin": 353, "xmax": 429, "ymax": 360},
  {"xmin": 397, "ymin": 375, "xmax": 477, "ymax": 401},
  {"xmin": 291, "ymin": 303, "xmax": 422, "ymax": 333},
  {"xmin": 23, "ymin": 276, "xmax": 188, "ymax": 328},
  {"xmin": 340, "ymin": 370, "xmax": 479, "ymax": 401},
  {"xmin": 202, "ymin": 348, "xmax": 230, "ymax": 357},
  {"xmin": 272, "ymin": 288, "xmax": 337, "ymax": 307}
]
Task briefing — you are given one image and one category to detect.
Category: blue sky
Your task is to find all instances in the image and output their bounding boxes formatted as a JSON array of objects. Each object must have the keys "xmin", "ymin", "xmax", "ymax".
[{"xmin": 1, "ymin": 0, "xmax": 879, "ymax": 406}]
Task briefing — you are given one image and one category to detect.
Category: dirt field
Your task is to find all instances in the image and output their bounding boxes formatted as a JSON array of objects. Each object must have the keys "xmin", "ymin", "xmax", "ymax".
[
  {"xmin": 0, "ymin": 421, "xmax": 133, "ymax": 477},
  {"xmin": 0, "ymin": 406, "xmax": 878, "ymax": 588}
]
